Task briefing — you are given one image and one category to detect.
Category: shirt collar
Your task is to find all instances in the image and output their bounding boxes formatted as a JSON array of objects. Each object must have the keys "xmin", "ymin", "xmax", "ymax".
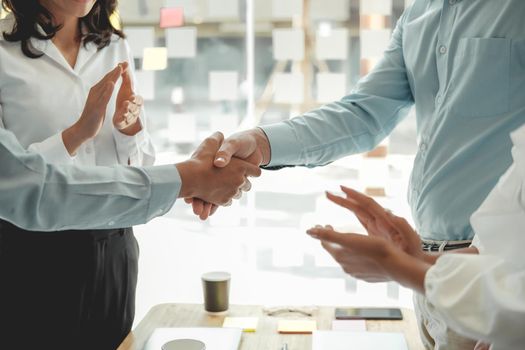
[{"xmin": 30, "ymin": 21, "xmax": 98, "ymax": 75}]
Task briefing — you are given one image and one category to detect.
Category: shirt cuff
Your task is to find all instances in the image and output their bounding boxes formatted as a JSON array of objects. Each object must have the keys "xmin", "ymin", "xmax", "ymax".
[
  {"xmin": 260, "ymin": 122, "xmax": 304, "ymax": 167},
  {"xmin": 27, "ymin": 133, "xmax": 76, "ymax": 165},
  {"xmin": 142, "ymin": 164, "xmax": 181, "ymax": 221},
  {"xmin": 113, "ymin": 128, "xmax": 147, "ymax": 164}
]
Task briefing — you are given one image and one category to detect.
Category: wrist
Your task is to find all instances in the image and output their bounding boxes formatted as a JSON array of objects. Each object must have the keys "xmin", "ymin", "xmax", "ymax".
[
  {"xmin": 62, "ymin": 122, "xmax": 89, "ymax": 156},
  {"xmin": 387, "ymin": 249, "xmax": 431, "ymax": 294},
  {"xmin": 254, "ymin": 127, "xmax": 271, "ymax": 166}
]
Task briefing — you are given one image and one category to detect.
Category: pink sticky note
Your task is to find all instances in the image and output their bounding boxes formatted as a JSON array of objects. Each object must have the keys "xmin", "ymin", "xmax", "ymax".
[{"xmin": 160, "ymin": 7, "xmax": 184, "ymax": 28}]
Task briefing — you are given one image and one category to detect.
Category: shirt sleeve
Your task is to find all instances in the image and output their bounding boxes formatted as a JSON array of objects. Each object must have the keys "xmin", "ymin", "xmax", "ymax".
[
  {"xmin": 425, "ymin": 254, "xmax": 525, "ymax": 348},
  {"xmin": 0, "ymin": 107, "xmax": 75, "ymax": 165},
  {"xmin": 0, "ymin": 127, "xmax": 180, "ymax": 232},
  {"xmin": 261, "ymin": 9, "xmax": 414, "ymax": 167}
]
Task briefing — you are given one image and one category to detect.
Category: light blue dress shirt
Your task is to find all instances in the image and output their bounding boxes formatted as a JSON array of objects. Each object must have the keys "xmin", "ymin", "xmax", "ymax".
[
  {"xmin": 261, "ymin": 0, "xmax": 525, "ymax": 240},
  {"xmin": 0, "ymin": 128, "xmax": 180, "ymax": 231}
]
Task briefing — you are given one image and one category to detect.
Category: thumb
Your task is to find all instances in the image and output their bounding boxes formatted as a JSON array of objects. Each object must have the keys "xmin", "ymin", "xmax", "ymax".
[{"xmin": 214, "ymin": 139, "xmax": 240, "ymax": 168}]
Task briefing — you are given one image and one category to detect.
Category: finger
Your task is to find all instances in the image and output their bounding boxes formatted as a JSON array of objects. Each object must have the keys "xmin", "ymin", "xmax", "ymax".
[
  {"xmin": 325, "ymin": 191, "xmax": 373, "ymax": 222},
  {"xmin": 209, "ymin": 205, "xmax": 219, "ymax": 216},
  {"xmin": 223, "ymin": 200, "xmax": 233, "ymax": 207},
  {"xmin": 241, "ymin": 179, "xmax": 252, "ymax": 192},
  {"xmin": 307, "ymin": 227, "xmax": 368, "ymax": 248},
  {"xmin": 192, "ymin": 199, "xmax": 205, "ymax": 216},
  {"xmin": 341, "ymin": 186, "xmax": 389, "ymax": 217},
  {"xmin": 98, "ymin": 65, "xmax": 123, "ymax": 91},
  {"xmin": 199, "ymin": 202, "xmax": 213, "ymax": 221},
  {"xmin": 233, "ymin": 190, "xmax": 243, "ymax": 200},
  {"xmin": 214, "ymin": 139, "xmax": 240, "ymax": 168},
  {"xmin": 243, "ymin": 162, "xmax": 262, "ymax": 178},
  {"xmin": 184, "ymin": 198, "xmax": 193, "ymax": 204},
  {"xmin": 132, "ymin": 95, "xmax": 144, "ymax": 106},
  {"xmin": 127, "ymin": 101, "xmax": 141, "ymax": 115},
  {"xmin": 193, "ymin": 132, "xmax": 225, "ymax": 157}
]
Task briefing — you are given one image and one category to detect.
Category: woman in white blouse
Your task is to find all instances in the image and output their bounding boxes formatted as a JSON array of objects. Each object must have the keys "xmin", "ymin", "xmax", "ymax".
[
  {"xmin": 0, "ymin": 1, "xmax": 153, "ymax": 349},
  {"xmin": 307, "ymin": 124, "xmax": 525, "ymax": 350}
]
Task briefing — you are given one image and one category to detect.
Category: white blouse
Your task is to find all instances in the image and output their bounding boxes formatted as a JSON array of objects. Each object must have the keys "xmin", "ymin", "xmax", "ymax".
[
  {"xmin": 425, "ymin": 125, "xmax": 525, "ymax": 350},
  {"xmin": 0, "ymin": 16, "xmax": 155, "ymax": 167}
]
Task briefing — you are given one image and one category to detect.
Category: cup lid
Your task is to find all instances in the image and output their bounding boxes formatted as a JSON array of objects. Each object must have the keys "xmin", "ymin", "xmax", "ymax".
[
  {"xmin": 201, "ymin": 271, "xmax": 231, "ymax": 282},
  {"xmin": 162, "ymin": 339, "xmax": 206, "ymax": 350}
]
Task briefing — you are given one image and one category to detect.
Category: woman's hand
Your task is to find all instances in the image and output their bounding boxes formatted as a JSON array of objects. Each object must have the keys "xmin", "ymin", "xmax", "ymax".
[
  {"xmin": 62, "ymin": 63, "xmax": 125, "ymax": 155},
  {"xmin": 308, "ymin": 224, "xmax": 398, "ymax": 283},
  {"xmin": 326, "ymin": 186, "xmax": 425, "ymax": 261},
  {"xmin": 113, "ymin": 64, "xmax": 143, "ymax": 136},
  {"xmin": 307, "ymin": 224, "xmax": 430, "ymax": 293}
]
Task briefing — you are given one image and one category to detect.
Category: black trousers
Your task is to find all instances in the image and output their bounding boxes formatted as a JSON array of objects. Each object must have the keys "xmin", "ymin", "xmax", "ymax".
[{"xmin": 0, "ymin": 220, "xmax": 139, "ymax": 350}]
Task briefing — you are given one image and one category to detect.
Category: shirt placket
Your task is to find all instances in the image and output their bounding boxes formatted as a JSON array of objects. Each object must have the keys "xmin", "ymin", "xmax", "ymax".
[{"xmin": 411, "ymin": 0, "xmax": 461, "ymax": 202}]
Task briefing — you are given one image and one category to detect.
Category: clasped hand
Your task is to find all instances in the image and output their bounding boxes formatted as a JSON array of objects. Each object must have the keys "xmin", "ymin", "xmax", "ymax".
[{"xmin": 177, "ymin": 132, "xmax": 262, "ymax": 214}]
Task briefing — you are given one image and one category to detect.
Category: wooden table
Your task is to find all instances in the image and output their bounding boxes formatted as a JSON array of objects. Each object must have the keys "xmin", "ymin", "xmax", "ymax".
[{"xmin": 118, "ymin": 304, "xmax": 424, "ymax": 350}]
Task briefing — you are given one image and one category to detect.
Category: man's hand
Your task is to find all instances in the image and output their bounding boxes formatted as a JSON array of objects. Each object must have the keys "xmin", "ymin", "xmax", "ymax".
[
  {"xmin": 326, "ymin": 186, "xmax": 424, "ymax": 261},
  {"xmin": 185, "ymin": 128, "xmax": 271, "ymax": 220},
  {"xmin": 176, "ymin": 132, "xmax": 262, "ymax": 206},
  {"xmin": 214, "ymin": 128, "xmax": 271, "ymax": 168}
]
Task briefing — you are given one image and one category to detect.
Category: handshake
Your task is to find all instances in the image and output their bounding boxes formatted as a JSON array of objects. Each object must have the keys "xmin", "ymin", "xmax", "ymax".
[{"xmin": 176, "ymin": 128, "xmax": 272, "ymax": 220}]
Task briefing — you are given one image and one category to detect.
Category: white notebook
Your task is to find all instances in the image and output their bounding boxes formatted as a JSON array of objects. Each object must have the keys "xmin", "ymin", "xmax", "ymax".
[
  {"xmin": 144, "ymin": 327, "xmax": 242, "ymax": 350},
  {"xmin": 313, "ymin": 331, "xmax": 408, "ymax": 350}
]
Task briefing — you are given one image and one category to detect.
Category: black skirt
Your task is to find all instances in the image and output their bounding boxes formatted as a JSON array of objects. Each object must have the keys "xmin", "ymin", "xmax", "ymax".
[{"xmin": 0, "ymin": 220, "xmax": 139, "ymax": 350}]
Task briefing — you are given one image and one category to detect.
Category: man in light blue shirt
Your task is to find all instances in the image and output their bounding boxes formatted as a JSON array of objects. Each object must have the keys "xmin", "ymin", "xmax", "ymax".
[{"xmin": 198, "ymin": 1, "xmax": 525, "ymax": 348}]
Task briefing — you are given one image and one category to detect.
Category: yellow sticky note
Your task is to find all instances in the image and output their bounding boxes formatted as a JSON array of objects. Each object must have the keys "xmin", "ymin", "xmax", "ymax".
[
  {"xmin": 222, "ymin": 317, "xmax": 258, "ymax": 333},
  {"xmin": 277, "ymin": 320, "xmax": 317, "ymax": 334},
  {"xmin": 142, "ymin": 47, "xmax": 168, "ymax": 71}
]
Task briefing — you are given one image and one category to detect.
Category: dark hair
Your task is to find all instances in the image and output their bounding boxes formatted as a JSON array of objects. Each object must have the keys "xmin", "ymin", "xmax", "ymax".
[{"xmin": 1, "ymin": 0, "xmax": 124, "ymax": 58}]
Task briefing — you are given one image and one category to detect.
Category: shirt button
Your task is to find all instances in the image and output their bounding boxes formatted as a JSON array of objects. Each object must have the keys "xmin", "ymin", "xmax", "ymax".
[
  {"xmin": 436, "ymin": 94, "xmax": 443, "ymax": 105},
  {"xmin": 420, "ymin": 142, "xmax": 427, "ymax": 153},
  {"xmin": 439, "ymin": 45, "xmax": 447, "ymax": 55},
  {"xmin": 449, "ymin": 0, "xmax": 457, "ymax": 4},
  {"xmin": 108, "ymin": 221, "xmax": 115, "ymax": 226}
]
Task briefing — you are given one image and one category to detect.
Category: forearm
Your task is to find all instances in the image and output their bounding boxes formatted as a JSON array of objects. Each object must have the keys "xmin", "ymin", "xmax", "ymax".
[{"xmin": 62, "ymin": 121, "xmax": 89, "ymax": 156}]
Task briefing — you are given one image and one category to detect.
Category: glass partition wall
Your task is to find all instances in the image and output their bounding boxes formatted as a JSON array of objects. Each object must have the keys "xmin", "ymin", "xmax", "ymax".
[{"xmin": 117, "ymin": 0, "xmax": 417, "ymax": 323}]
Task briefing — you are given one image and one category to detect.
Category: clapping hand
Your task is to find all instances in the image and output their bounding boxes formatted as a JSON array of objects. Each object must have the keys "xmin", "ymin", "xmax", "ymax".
[
  {"xmin": 323, "ymin": 186, "xmax": 423, "ymax": 259},
  {"xmin": 113, "ymin": 63, "xmax": 143, "ymax": 136},
  {"xmin": 306, "ymin": 187, "xmax": 428, "ymax": 287}
]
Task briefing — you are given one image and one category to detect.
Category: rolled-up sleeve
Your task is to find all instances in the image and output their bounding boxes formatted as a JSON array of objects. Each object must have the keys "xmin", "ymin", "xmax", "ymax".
[
  {"xmin": 0, "ymin": 128, "xmax": 180, "ymax": 232},
  {"xmin": 261, "ymin": 9, "xmax": 414, "ymax": 168}
]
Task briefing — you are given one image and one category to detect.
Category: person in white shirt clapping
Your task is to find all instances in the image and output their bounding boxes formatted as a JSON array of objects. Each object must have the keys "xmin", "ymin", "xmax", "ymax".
[{"xmin": 0, "ymin": 1, "xmax": 153, "ymax": 349}]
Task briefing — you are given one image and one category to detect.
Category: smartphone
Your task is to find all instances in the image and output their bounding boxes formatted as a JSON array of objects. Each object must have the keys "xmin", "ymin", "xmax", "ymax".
[{"xmin": 335, "ymin": 307, "xmax": 403, "ymax": 320}]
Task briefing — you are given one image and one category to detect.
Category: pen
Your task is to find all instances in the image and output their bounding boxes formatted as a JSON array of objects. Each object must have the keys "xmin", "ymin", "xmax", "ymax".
[{"xmin": 281, "ymin": 343, "xmax": 288, "ymax": 350}]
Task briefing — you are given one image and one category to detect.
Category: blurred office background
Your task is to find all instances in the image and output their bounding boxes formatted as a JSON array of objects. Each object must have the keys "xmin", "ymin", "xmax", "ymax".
[{"xmin": 93, "ymin": 0, "xmax": 418, "ymax": 324}]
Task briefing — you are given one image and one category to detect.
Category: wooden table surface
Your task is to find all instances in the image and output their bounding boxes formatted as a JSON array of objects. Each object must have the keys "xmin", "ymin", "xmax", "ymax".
[{"xmin": 117, "ymin": 303, "xmax": 425, "ymax": 350}]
